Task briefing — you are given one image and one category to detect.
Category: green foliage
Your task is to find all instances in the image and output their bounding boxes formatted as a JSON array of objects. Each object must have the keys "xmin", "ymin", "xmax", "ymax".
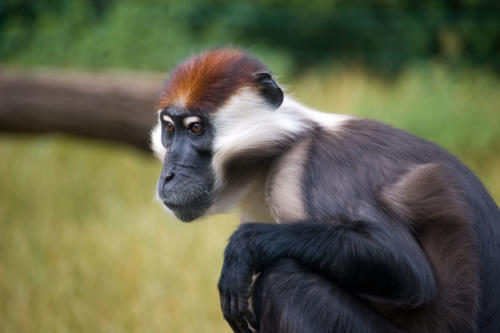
[
  {"xmin": 0, "ymin": 0, "xmax": 293, "ymax": 75},
  {"xmin": 1, "ymin": 0, "xmax": 499, "ymax": 75}
]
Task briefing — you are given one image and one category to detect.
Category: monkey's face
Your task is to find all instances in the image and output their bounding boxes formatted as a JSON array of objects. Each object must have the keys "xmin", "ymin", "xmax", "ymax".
[
  {"xmin": 155, "ymin": 106, "xmax": 215, "ymax": 222},
  {"xmin": 151, "ymin": 48, "xmax": 286, "ymax": 222}
]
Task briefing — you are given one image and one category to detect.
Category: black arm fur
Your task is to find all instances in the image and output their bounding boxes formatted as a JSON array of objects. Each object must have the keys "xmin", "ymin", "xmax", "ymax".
[{"xmin": 218, "ymin": 219, "xmax": 436, "ymax": 332}]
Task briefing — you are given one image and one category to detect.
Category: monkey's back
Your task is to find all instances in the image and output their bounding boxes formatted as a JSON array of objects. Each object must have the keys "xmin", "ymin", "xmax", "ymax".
[{"xmin": 269, "ymin": 117, "xmax": 500, "ymax": 331}]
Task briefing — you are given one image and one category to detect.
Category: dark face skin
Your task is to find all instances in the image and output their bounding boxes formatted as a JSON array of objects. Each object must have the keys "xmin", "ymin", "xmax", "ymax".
[{"xmin": 157, "ymin": 106, "xmax": 215, "ymax": 222}]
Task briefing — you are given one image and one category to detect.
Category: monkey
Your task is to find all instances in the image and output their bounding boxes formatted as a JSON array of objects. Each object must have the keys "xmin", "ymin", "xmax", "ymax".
[{"xmin": 150, "ymin": 48, "xmax": 500, "ymax": 332}]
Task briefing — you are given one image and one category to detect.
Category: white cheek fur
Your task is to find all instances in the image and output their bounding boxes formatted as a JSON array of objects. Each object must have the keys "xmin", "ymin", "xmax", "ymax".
[
  {"xmin": 150, "ymin": 122, "xmax": 167, "ymax": 161},
  {"xmin": 211, "ymin": 89, "xmax": 350, "ymax": 184},
  {"xmin": 212, "ymin": 89, "xmax": 307, "ymax": 181}
]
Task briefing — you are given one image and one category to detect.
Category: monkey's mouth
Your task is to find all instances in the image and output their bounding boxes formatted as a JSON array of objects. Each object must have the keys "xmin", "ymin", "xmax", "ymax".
[{"xmin": 161, "ymin": 193, "xmax": 212, "ymax": 222}]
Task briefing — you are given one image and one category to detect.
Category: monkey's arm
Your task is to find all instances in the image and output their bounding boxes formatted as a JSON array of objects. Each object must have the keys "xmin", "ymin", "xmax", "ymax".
[{"xmin": 218, "ymin": 220, "xmax": 436, "ymax": 332}]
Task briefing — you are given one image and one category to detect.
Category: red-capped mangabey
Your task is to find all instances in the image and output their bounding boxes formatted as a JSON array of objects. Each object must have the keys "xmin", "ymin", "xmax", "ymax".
[{"xmin": 151, "ymin": 48, "xmax": 500, "ymax": 333}]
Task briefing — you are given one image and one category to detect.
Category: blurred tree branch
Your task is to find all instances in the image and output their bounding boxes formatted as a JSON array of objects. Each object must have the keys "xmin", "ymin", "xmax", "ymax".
[{"xmin": 0, "ymin": 69, "xmax": 164, "ymax": 151}]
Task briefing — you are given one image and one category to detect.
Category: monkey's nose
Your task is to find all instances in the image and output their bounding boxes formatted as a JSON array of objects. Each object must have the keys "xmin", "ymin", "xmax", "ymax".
[{"xmin": 164, "ymin": 171, "xmax": 175, "ymax": 183}]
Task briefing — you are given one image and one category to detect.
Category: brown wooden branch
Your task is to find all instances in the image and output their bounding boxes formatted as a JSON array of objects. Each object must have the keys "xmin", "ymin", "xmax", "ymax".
[{"xmin": 0, "ymin": 68, "xmax": 165, "ymax": 151}]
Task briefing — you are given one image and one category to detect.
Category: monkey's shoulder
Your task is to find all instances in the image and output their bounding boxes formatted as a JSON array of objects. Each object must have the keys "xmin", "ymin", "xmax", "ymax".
[{"xmin": 265, "ymin": 116, "xmax": 471, "ymax": 222}]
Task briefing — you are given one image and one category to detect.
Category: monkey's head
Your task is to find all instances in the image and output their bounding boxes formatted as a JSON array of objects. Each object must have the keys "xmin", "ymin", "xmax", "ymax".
[{"xmin": 151, "ymin": 48, "xmax": 288, "ymax": 222}]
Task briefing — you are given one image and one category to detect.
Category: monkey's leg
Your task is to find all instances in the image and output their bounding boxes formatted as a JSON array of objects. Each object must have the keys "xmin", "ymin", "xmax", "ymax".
[
  {"xmin": 252, "ymin": 258, "xmax": 401, "ymax": 333},
  {"xmin": 218, "ymin": 221, "xmax": 435, "ymax": 332}
]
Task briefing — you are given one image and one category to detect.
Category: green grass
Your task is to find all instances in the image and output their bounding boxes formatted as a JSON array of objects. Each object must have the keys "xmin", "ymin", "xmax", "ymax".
[
  {"xmin": 0, "ymin": 67, "xmax": 499, "ymax": 332},
  {"xmin": 0, "ymin": 135, "xmax": 236, "ymax": 333}
]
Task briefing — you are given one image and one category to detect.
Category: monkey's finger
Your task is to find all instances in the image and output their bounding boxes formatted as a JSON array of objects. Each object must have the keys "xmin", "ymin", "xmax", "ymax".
[
  {"xmin": 220, "ymin": 292, "xmax": 240, "ymax": 332},
  {"xmin": 234, "ymin": 318, "xmax": 252, "ymax": 333},
  {"xmin": 237, "ymin": 296, "xmax": 257, "ymax": 329},
  {"xmin": 224, "ymin": 292, "xmax": 246, "ymax": 333},
  {"xmin": 231, "ymin": 294, "xmax": 249, "ymax": 332},
  {"xmin": 246, "ymin": 309, "xmax": 258, "ymax": 330},
  {"xmin": 223, "ymin": 305, "xmax": 241, "ymax": 332},
  {"xmin": 239, "ymin": 325, "xmax": 252, "ymax": 333},
  {"xmin": 220, "ymin": 292, "xmax": 230, "ymax": 319},
  {"xmin": 226, "ymin": 318, "xmax": 242, "ymax": 333},
  {"xmin": 221, "ymin": 292, "xmax": 246, "ymax": 333}
]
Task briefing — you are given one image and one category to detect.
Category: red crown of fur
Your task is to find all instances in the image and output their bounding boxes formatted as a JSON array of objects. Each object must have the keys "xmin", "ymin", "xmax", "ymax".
[{"xmin": 156, "ymin": 48, "xmax": 268, "ymax": 112}]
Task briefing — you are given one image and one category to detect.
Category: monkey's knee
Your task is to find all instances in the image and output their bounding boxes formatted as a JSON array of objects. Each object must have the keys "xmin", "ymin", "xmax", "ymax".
[{"xmin": 253, "ymin": 258, "xmax": 400, "ymax": 333}]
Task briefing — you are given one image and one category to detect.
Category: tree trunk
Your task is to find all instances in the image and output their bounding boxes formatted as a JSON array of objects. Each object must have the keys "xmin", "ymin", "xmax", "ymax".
[{"xmin": 0, "ymin": 68, "xmax": 165, "ymax": 151}]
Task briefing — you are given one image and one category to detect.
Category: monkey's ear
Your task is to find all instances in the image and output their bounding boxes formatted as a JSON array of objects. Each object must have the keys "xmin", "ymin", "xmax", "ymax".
[{"xmin": 254, "ymin": 72, "xmax": 284, "ymax": 109}]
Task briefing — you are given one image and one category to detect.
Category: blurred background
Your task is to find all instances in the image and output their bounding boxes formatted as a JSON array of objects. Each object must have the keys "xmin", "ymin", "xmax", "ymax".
[{"xmin": 0, "ymin": 1, "xmax": 499, "ymax": 332}]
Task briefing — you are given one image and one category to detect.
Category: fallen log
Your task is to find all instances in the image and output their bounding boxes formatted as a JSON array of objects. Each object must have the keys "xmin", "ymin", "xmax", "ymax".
[{"xmin": 0, "ymin": 68, "xmax": 165, "ymax": 151}]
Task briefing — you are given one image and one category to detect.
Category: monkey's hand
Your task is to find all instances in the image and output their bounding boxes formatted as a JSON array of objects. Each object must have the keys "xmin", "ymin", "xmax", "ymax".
[{"xmin": 218, "ymin": 228, "xmax": 258, "ymax": 333}]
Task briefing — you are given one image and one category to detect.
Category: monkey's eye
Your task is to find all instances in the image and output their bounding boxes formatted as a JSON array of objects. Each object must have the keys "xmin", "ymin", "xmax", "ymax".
[
  {"xmin": 189, "ymin": 122, "xmax": 205, "ymax": 134},
  {"xmin": 165, "ymin": 121, "xmax": 175, "ymax": 132},
  {"xmin": 161, "ymin": 114, "xmax": 175, "ymax": 133}
]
